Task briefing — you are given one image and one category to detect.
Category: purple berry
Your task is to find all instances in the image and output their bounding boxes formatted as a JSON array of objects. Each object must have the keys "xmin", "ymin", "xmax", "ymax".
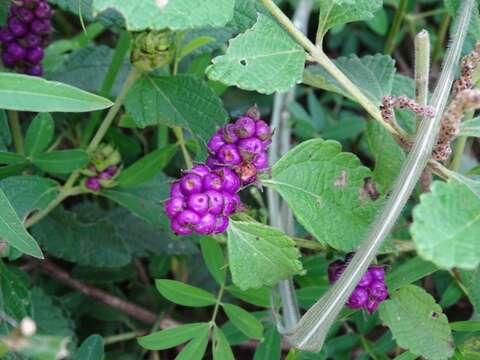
[
  {"xmin": 164, "ymin": 197, "xmax": 186, "ymax": 218},
  {"xmin": 208, "ymin": 133, "xmax": 226, "ymax": 153},
  {"xmin": 253, "ymin": 152, "xmax": 268, "ymax": 171},
  {"xmin": 328, "ymin": 260, "xmax": 345, "ymax": 284},
  {"xmin": 176, "ymin": 209, "xmax": 200, "ymax": 227},
  {"xmin": 369, "ymin": 266, "xmax": 385, "ymax": 281},
  {"xmin": 187, "ymin": 193, "xmax": 209, "ymax": 215},
  {"xmin": 23, "ymin": 33, "xmax": 42, "ymax": 48},
  {"xmin": 171, "ymin": 220, "xmax": 192, "ymax": 236},
  {"xmin": 238, "ymin": 137, "xmax": 263, "ymax": 161},
  {"xmin": 347, "ymin": 288, "xmax": 369, "ymax": 309},
  {"xmin": 6, "ymin": 42, "xmax": 26, "ymax": 61},
  {"xmin": 85, "ymin": 177, "xmax": 100, "ymax": 192},
  {"xmin": 0, "ymin": 28, "xmax": 15, "ymax": 43},
  {"xmin": 202, "ymin": 173, "xmax": 223, "ymax": 192},
  {"xmin": 214, "ymin": 216, "xmax": 229, "ymax": 233},
  {"xmin": 261, "ymin": 139, "xmax": 272, "ymax": 150},
  {"xmin": 98, "ymin": 170, "xmax": 112, "ymax": 180},
  {"xmin": 106, "ymin": 165, "xmax": 118, "ymax": 177},
  {"xmin": 170, "ymin": 181, "xmax": 184, "ymax": 198},
  {"xmin": 8, "ymin": 17, "xmax": 28, "ymax": 36},
  {"xmin": 358, "ymin": 270, "xmax": 373, "ymax": 288},
  {"xmin": 205, "ymin": 190, "xmax": 224, "ymax": 215},
  {"xmin": 234, "ymin": 116, "xmax": 256, "ymax": 138},
  {"xmin": 180, "ymin": 173, "xmax": 203, "ymax": 195},
  {"xmin": 222, "ymin": 192, "xmax": 237, "ymax": 216},
  {"xmin": 189, "ymin": 164, "xmax": 210, "ymax": 178},
  {"xmin": 369, "ymin": 281, "xmax": 388, "ymax": 302},
  {"xmin": 218, "ymin": 167, "xmax": 241, "ymax": 194},
  {"xmin": 195, "ymin": 213, "xmax": 216, "ymax": 235},
  {"xmin": 35, "ymin": 2, "xmax": 53, "ymax": 19},
  {"xmin": 1, "ymin": 52, "xmax": 16, "ymax": 68},
  {"xmin": 24, "ymin": 64, "xmax": 42, "ymax": 76},
  {"xmin": 217, "ymin": 144, "xmax": 241, "ymax": 166},
  {"xmin": 206, "ymin": 156, "xmax": 220, "ymax": 170},
  {"xmin": 365, "ymin": 298, "xmax": 379, "ymax": 314},
  {"xmin": 25, "ymin": 46, "xmax": 43, "ymax": 64},
  {"xmin": 30, "ymin": 19, "xmax": 51, "ymax": 34},
  {"xmin": 255, "ymin": 120, "xmax": 271, "ymax": 141},
  {"xmin": 17, "ymin": 7, "xmax": 35, "ymax": 23},
  {"xmin": 223, "ymin": 124, "xmax": 238, "ymax": 143}
]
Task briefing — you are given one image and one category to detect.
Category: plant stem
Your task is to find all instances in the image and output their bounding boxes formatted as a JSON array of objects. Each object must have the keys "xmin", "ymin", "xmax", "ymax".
[
  {"xmin": 450, "ymin": 136, "xmax": 467, "ymax": 172},
  {"xmin": 104, "ymin": 331, "xmax": 143, "ymax": 345},
  {"xmin": 87, "ymin": 68, "xmax": 141, "ymax": 152},
  {"xmin": 414, "ymin": 30, "xmax": 430, "ymax": 130},
  {"xmin": 432, "ymin": 14, "xmax": 451, "ymax": 63},
  {"xmin": 173, "ymin": 127, "xmax": 193, "ymax": 169},
  {"xmin": 210, "ymin": 282, "xmax": 226, "ymax": 326},
  {"xmin": 24, "ymin": 187, "xmax": 85, "ymax": 228},
  {"xmin": 8, "ymin": 111, "xmax": 24, "ymax": 155},
  {"xmin": 384, "ymin": 0, "xmax": 409, "ymax": 55}
]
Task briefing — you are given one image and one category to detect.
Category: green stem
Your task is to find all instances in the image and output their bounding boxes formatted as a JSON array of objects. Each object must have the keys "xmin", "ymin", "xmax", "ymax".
[
  {"xmin": 432, "ymin": 14, "xmax": 451, "ymax": 63},
  {"xmin": 8, "ymin": 111, "xmax": 24, "ymax": 155},
  {"xmin": 384, "ymin": 0, "xmax": 409, "ymax": 55},
  {"xmin": 173, "ymin": 127, "xmax": 193, "ymax": 169},
  {"xmin": 104, "ymin": 331, "xmax": 142, "ymax": 345},
  {"xmin": 209, "ymin": 282, "xmax": 226, "ymax": 327},
  {"xmin": 80, "ymin": 31, "xmax": 132, "ymax": 148},
  {"xmin": 414, "ymin": 30, "xmax": 430, "ymax": 130},
  {"xmin": 24, "ymin": 187, "xmax": 85, "ymax": 228},
  {"xmin": 450, "ymin": 136, "xmax": 467, "ymax": 172}
]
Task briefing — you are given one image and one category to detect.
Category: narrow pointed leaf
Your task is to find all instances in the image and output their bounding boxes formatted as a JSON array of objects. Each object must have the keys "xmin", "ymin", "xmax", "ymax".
[{"xmin": 155, "ymin": 279, "xmax": 216, "ymax": 307}]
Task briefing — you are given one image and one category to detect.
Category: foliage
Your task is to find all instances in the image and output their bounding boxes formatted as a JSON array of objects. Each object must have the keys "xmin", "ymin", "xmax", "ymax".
[{"xmin": 0, "ymin": 0, "xmax": 478, "ymax": 359}]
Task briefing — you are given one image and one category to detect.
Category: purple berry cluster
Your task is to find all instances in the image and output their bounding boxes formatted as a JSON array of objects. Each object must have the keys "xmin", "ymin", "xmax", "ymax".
[
  {"xmin": 165, "ymin": 164, "xmax": 241, "ymax": 236},
  {"xmin": 328, "ymin": 255, "xmax": 389, "ymax": 314},
  {"xmin": 206, "ymin": 108, "xmax": 272, "ymax": 186},
  {"xmin": 0, "ymin": 0, "xmax": 53, "ymax": 76},
  {"xmin": 165, "ymin": 107, "xmax": 273, "ymax": 236},
  {"xmin": 85, "ymin": 165, "xmax": 118, "ymax": 192}
]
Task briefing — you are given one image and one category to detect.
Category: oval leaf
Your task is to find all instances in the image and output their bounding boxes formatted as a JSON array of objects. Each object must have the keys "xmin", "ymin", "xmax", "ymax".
[
  {"xmin": 138, "ymin": 323, "xmax": 209, "ymax": 350},
  {"xmin": 25, "ymin": 113, "xmax": 55, "ymax": 156},
  {"xmin": 155, "ymin": 279, "xmax": 216, "ymax": 307},
  {"xmin": 212, "ymin": 327, "xmax": 234, "ymax": 360},
  {"xmin": 74, "ymin": 335, "xmax": 104, "ymax": 360},
  {"xmin": 0, "ymin": 152, "xmax": 26, "ymax": 165},
  {"xmin": 200, "ymin": 236, "xmax": 226, "ymax": 285},
  {"xmin": 32, "ymin": 149, "xmax": 89, "ymax": 174},
  {"xmin": 222, "ymin": 303, "xmax": 264, "ymax": 340},
  {"xmin": 175, "ymin": 328, "xmax": 210, "ymax": 360},
  {"xmin": 0, "ymin": 73, "xmax": 113, "ymax": 112}
]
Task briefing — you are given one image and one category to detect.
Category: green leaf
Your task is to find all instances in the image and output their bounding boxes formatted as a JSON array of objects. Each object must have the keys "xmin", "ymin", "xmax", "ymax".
[
  {"xmin": 0, "ymin": 188, "xmax": 43, "ymax": 258},
  {"xmin": 450, "ymin": 321, "xmax": 480, "ymax": 332},
  {"xmin": 155, "ymin": 279, "xmax": 216, "ymax": 307},
  {"xmin": 25, "ymin": 113, "xmax": 55, "ymax": 156},
  {"xmin": 212, "ymin": 327, "xmax": 235, "ymax": 360},
  {"xmin": 0, "ymin": 152, "xmax": 26, "ymax": 165},
  {"xmin": 175, "ymin": 327, "xmax": 210, "ymax": 360},
  {"xmin": 0, "ymin": 176, "xmax": 59, "ymax": 220},
  {"xmin": 100, "ymin": 174, "xmax": 169, "ymax": 227},
  {"xmin": 0, "ymin": 73, "xmax": 113, "ymax": 112},
  {"xmin": 379, "ymin": 285, "xmax": 454, "ymax": 360},
  {"xmin": 316, "ymin": 0, "xmax": 383, "ymax": 41},
  {"xmin": 303, "ymin": 54, "xmax": 396, "ymax": 105},
  {"xmin": 92, "ymin": 0, "xmax": 235, "ymax": 31},
  {"xmin": 253, "ymin": 325, "xmax": 281, "ymax": 360},
  {"xmin": 367, "ymin": 121, "xmax": 406, "ymax": 192},
  {"xmin": 225, "ymin": 285, "xmax": 270, "ymax": 308},
  {"xmin": 227, "ymin": 220, "xmax": 304, "ymax": 290},
  {"xmin": 125, "ymin": 75, "xmax": 227, "ymax": 154},
  {"xmin": 32, "ymin": 150, "xmax": 89, "ymax": 174},
  {"xmin": 459, "ymin": 266, "xmax": 480, "ymax": 313},
  {"xmin": 32, "ymin": 208, "xmax": 131, "ymax": 267},
  {"xmin": 222, "ymin": 303, "xmax": 264, "ymax": 339},
  {"xmin": 116, "ymin": 145, "xmax": 177, "ymax": 187},
  {"xmin": 0, "ymin": 110, "xmax": 11, "ymax": 151},
  {"xmin": 138, "ymin": 323, "xmax": 209, "ymax": 350},
  {"xmin": 12, "ymin": 334, "xmax": 70, "ymax": 360},
  {"xmin": 200, "ymin": 237, "xmax": 226, "ymax": 285},
  {"xmin": 386, "ymin": 257, "xmax": 438, "ymax": 291},
  {"xmin": 207, "ymin": 14, "xmax": 306, "ymax": 94},
  {"xmin": 74, "ymin": 335, "xmax": 104, "ymax": 360},
  {"xmin": 459, "ymin": 117, "xmax": 480, "ymax": 137},
  {"xmin": 266, "ymin": 138, "xmax": 381, "ymax": 251},
  {"xmin": 411, "ymin": 180, "xmax": 480, "ymax": 270}
]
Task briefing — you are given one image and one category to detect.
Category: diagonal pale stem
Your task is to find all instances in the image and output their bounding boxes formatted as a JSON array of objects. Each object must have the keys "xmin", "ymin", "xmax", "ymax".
[{"xmin": 286, "ymin": 0, "xmax": 474, "ymax": 351}]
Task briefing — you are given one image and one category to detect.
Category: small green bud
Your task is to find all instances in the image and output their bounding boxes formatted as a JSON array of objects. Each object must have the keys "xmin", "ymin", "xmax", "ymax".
[{"xmin": 131, "ymin": 29, "xmax": 175, "ymax": 71}]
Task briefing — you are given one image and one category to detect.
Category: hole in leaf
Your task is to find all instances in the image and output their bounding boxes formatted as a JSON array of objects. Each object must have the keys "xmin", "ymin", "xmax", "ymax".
[{"xmin": 240, "ymin": 59, "xmax": 247, "ymax": 66}]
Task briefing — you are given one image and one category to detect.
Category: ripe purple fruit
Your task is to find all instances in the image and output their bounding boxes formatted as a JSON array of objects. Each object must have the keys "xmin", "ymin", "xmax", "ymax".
[
  {"xmin": 206, "ymin": 190, "xmax": 224, "ymax": 215},
  {"xmin": 369, "ymin": 266, "xmax": 385, "ymax": 281},
  {"xmin": 190, "ymin": 164, "xmax": 210, "ymax": 178},
  {"xmin": 222, "ymin": 192, "xmax": 237, "ymax": 216},
  {"xmin": 187, "ymin": 193, "xmax": 209, "ymax": 215},
  {"xmin": 253, "ymin": 152, "xmax": 268, "ymax": 171},
  {"xmin": 180, "ymin": 173, "xmax": 203, "ymax": 195},
  {"xmin": 217, "ymin": 144, "xmax": 241, "ymax": 165},
  {"xmin": 195, "ymin": 213, "xmax": 216, "ymax": 234},
  {"xmin": 369, "ymin": 281, "xmax": 388, "ymax": 301},
  {"xmin": 208, "ymin": 133, "xmax": 226, "ymax": 153},
  {"xmin": 17, "ymin": 7, "xmax": 35, "ymax": 23},
  {"xmin": 85, "ymin": 177, "xmax": 100, "ymax": 192},
  {"xmin": 234, "ymin": 117, "xmax": 256, "ymax": 138},
  {"xmin": 8, "ymin": 17, "xmax": 28, "ymax": 37},
  {"xmin": 238, "ymin": 137, "xmax": 263, "ymax": 161},
  {"xmin": 6, "ymin": 42, "xmax": 26, "ymax": 61},
  {"xmin": 25, "ymin": 46, "xmax": 43, "ymax": 64},
  {"xmin": 176, "ymin": 209, "xmax": 201, "ymax": 227},
  {"xmin": 24, "ymin": 64, "xmax": 43, "ymax": 76},
  {"xmin": 223, "ymin": 124, "xmax": 239, "ymax": 143},
  {"xmin": 35, "ymin": 2, "xmax": 52, "ymax": 19},
  {"xmin": 347, "ymin": 288, "xmax": 369, "ymax": 309},
  {"xmin": 218, "ymin": 167, "xmax": 241, "ymax": 194},
  {"xmin": 30, "ymin": 19, "xmax": 51, "ymax": 34},
  {"xmin": 328, "ymin": 259, "xmax": 345, "ymax": 283},
  {"xmin": 215, "ymin": 216, "xmax": 229, "ymax": 233},
  {"xmin": 171, "ymin": 220, "xmax": 192, "ymax": 236},
  {"xmin": 358, "ymin": 270, "xmax": 373, "ymax": 288},
  {"xmin": 1, "ymin": 52, "xmax": 16, "ymax": 68},
  {"xmin": 202, "ymin": 173, "xmax": 223, "ymax": 191},
  {"xmin": 170, "ymin": 181, "xmax": 183, "ymax": 198},
  {"xmin": 255, "ymin": 120, "xmax": 271, "ymax": 141},
  {"xmin": 164, "ymin": 197, "xmax": 186, "ymax": 218},
  {"xmin": 24, "ymin": 33, "xmax": 42, "ymax": 47},
  {"xmin": 0, "ymin": 28, "xmax": 15, "ymax": 43},
  {"xmin": 366, "ymin": 298, "xmax": 379, "ymax": 314}
]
